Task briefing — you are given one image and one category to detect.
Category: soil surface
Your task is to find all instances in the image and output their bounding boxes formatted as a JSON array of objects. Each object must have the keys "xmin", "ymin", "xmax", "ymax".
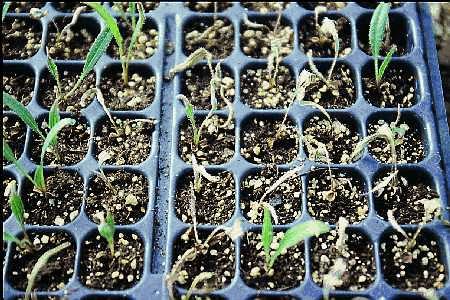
[
  {"xmin": 95, "ymin": 117, "xmax": 155, "ymax": 165},
  {"xmin": 298, "ymin": 2, "xmax": 347, "ymax": 10},
  {"xmin": 368, "ymin": 117, "xmax": 425, "ymax": 163},
  {"xmin": 176, "ymin": 170, "xmax": 235, "ymax": 225},
  {"xmin": 8, "ymin": 2, "xmax": 45, "ymax": 13},
  {"xmin": 22, "ymin": 169, "xmax": 83, "ymax": 226},
  {"xmin": 242, "ymin": 2, "xmax": 289, "ymax": 13},
  {"xmin": 299, "ymin": 15, "xmax": 352, "ymax": 57},
  {"xmin": 173, "ymin": 228, "xmax": 235, "ymax": 290},
  {"xmin": 47, "ymin": 17, "xmax": 99, "ymax": 60},
  {"xmin": 2, "ymin": 173, "xmax": 14, "ymax": 221},
  {"xmin": 303, "ymin": 115, "xmax": 360, "ymax": 164},
  {"xmin": 307, "ymin": 169, "xmax": 368, "ymax": 224},
  {"xmin": 86, "ymin": 170, "xmax": 148, "ymax": 225},
  {"xmin": 39, "ymin": 69, "xmax": 96, "ymax": 113},
  {"xmin": 358, "ymin": 15, "xmax": 407, "ymax": 56},
  {"xmin": 241, "ymin": 231, "xmax": 305, "ymax": 290},
  {"xmin": 241, "ymin": 117, "xmax": 299, "ymax": 164},
  {"xmin": 363, "ymin": 64, "xmax": 416, "ymax": 108},
  {"xmin": 311, "ymin": 229, "xmax": 376, "ymax": 290},
  {"xmin": 241, "ymin": 65, "xmax": 295, "ymax": 109},
  {"xmin": 184, "ymin": 17, "xmax": 234, "ymax": 59},
  {"xmin": 107, "ymin": 20, "xmax": 158, "ymax": 59},
  {"xmin": 241, "ymin": 17, "xmax": 293, "ymax": 58},
  {"xmin": 2, "ymin": 17, "xmax": 41, "ymax": 59},
  {"xmin": 100, "ymin": 69, "xmax": 156, "ymax": 110},
  {"xmin": 241, "ymin": 165, "xmax": 302, "ymax": 225},
  {"xmin": 179, "ymin": 115, "xmax": 235, "ymax": 165},
  {"xmin": 381, "ymin": 230, "xmax": 446, "ymax": 291},
  {"xmin": 112, "ymin": 2, "xmax": 159, "ymax": 13},
  {"xmin": 52, "ymin": 2, "xmax": 93, "ymax": 13},
  {"xmin": 3, "ymin": 69, "xmax": 35, "ymax": 108},
  {"xmin": 182, "ymin": 64, "xmax": 234, "ymax": 110},
  {"xmin": 29, "ymin": 116, "xmax": 90, "ymax": 166},
  {"xmin": 80, "ymin": 232, "xmax": 144, "ymax": 289},
  {"xmin": 373, "ymin": 170, "xmax": 440, "ymax": 224},
  {"xmin": 7, "ymin": 231, "xmax": 75, "ymax": 291},
  {"xmin": 303, "ymin": 63, "xmax": 355, "ymax": 108},
  {"xmin": 3, "ymin": 115, "xmax": 26, "ymax": 166},
  {"xmin": 186, "ymin": 2, "xmax": 232, "ymax": 12}
]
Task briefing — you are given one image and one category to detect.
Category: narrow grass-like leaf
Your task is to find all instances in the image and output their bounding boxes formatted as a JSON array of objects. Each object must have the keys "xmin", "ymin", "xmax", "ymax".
[
  {"xmin": 129, "ymin": 2, "xmax": 136, "ymax": 29},
  {"xmin": 3, "ymin": 92, "xmax": 45, "ymax": 139},
  {"xmin": 269, "ymin": 220, "xmax": 329, "ymax": 267},
  {"xmin": 80, "ymin": 27, "xmax": 113, "ymax": 81},
  {"xmin": 369, "ymin": 2, "xmax": 391, "ymax": 59},
  {"xmin": 126, "ymin": 2, "xmax": 145, "ymax": 62},
  {"xmin": 33, "ymin": 165, "xmax": 46, "ymax": 192},
  {"xmin": 3, "ymin": 231, "xmax": 22, "ymax": 245},
  {"xmin": 47, "ymin": 55, "xmax": 61, "ymax": 92},
  {"xmin": 3, "ymin": 140, "xmax": 35, "ymax": 185},
  {"xmin": 48, "ymin": 100, "xmax": 60, "ymax": 146},
  {"xmin": 40, "ymin": 118, "xmax": 76, "ymax": 164},
  {"xmin": 2, "ymin": 2, "xmax": 10, "ymax": 21},
  {"xmin": 262, "ymin": 206, "xmax": 273, "ymax": 267},
  {"xmin": 377, "ymin": 45, "xmax": 396, "ymax": 82},
  {"xmin": 98, "ymin": 212, "xmax": 116, "ymax": 255},
  {"xmin": 8, "ymin": 181, "xmax": 25, "ymax": 230}
]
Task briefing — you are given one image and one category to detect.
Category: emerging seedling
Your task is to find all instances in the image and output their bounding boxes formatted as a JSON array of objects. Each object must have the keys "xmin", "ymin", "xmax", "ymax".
[
  {"xmin": 191, "ymin": 154, "xmax": 218, "ymax": 192},
  {"xmin": 369, "ymin": 2, "xmax": 396, "ymax": 86},
  {"xmin": 98, "ymin": 211, "xmax": 116, "ymax": 256},
  {"xmin": 6, "ymin": 180, "xmax": 31, "ymax": 244},
  {"xmin": 86, "ymin": 2, "xmax": 145, "ymax": 84},
  {"xmin": 2, "ymin": 1, "xmax": 10, "ymax": 21},
  {"xmin": 262, "ymin": 207, "xmax": 330, "ymax": 269}
]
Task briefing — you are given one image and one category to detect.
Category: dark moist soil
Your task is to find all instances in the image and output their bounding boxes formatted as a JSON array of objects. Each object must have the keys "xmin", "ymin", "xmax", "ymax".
[
  {"xmin": 242, "ymin": 2, "xmax": 289, "ymax": 13},
  {"xmin": 358, "ymin": 16, "xmax": 406, "ymax": 56},
  {"xmin": 241, "ymin": 231, "xmax": 305, "ymax": 290},
  {"xmin": 112, "ymin": 1, "xmax": 160, "ymax": 13},
  {"xmin": 381, "ymin": 230, "xmax": 446, "ymax": 291},
  {"xmin": 95, "ymin": 117, "xmax": 155, "ymax": 165},
  {"xmin": 52, "ymin": 2, "xmax": 93, "ymax": 13},
  {"xmin": 176, "ymin": 171, "xmax": 235, "ymax": 225},
  {"xmin": 29, "ymin": 117, "xmax": 90, "ymax": 166},
  {"xmin": 307, "ymin": 169, "xmax": 368, "ymax": 224},
  {"xmin": 47, "ymin": 17, "xmax": 99, "ymax": 60},
  {"xmin": 241, "ymin": 117, "xmax": 299, "ymax": 164},
  {"xmin": 3, "ymin": 115, "xmax": 26, "ymax": 166},
  {"xmin": 3, "ymin": 70, "xmax": 35, "ymax": 108},
  {"xmin": 299, "ymin": 15, "xmax": 352, "ymax": 57},
  {"xmin": 358, "ymin": 2, "xmax": 404, "ymax": 9},
  {"xmin": 241, "ymin": 65, "xmax": 295, "ymax": 109},
  {"xmin": 2, "ymin": 17, "xmax": 41, "ymax": 59},
  {"xmin": 80, "ymin": 232, "xmax": 144, "ymax": 289},
  {"xmin": 373, "ymin": 170, "xmax": 440, "ymax": 224},
  {"xmin": 100, "ymin": 69, "xmax": 156, "ymax": 110},
  {"xmin": 184, "ymin": 17, "xmax": 234, "ymax": 59},
  {"xmin": 303, "ymin": 64, "xmax": 355, "ymax": 108},
  {"xmin": 311, "ymin": 229, "xmax": 376, "ymax": 290},
  {"xmin": 363, "ymin": 65, "xmax": 416, "ymax": 108},
  {"xmin": 2, "ymin": 173, "xmax": 14, "ymax": 221},
  {"xmin": 107, "ymin": 20, "xmax": 158, "ymax": 59},
  {"xmin": 8, "ymin": 2, "xmax": 45, "ymax": 13},
  {"xmin": 7, "ymin": 231, "xmax": 75, "ymax": 291},
  {"xmin": 241, "ymin": 18, "xmax": 293, "ymax": 58},
  {"xmin": 86, "ymin": 170, "xmax": 148, "ymax": 225},
  {"xmin": 186, "ymin": 2, "xmax": 232, "ymax": 12},
  {"xmin": 298, "ymin": 2, "xmax": 347, "ymax": 10},
  {"xmin": 368, "ymin": 117, "xmax": 425, "ymax": 163},
  {"xmin": 39, "ymin": 69, "xmax": 96, "ymax": 112},
  {"xmin": 179, "ymin": 115, "xmax": 235, "ymax": 165},
  {"xmin": 173, "ymin": 228, "xmax": 235, "ymax": 290},
  {"xmin": 241, "ymin": 165, "xmax": 302, "ymax": 225},
  {"xmin": 303, "ymin": 115, "xmax": 360, "ymax": 164},
  {"xmin": 22, "ymin": 169, "xmax": 83, "ymax": 226},
  {"xmin": 182, "ymin": 64, "xmax": 234, "ymax": 110}
]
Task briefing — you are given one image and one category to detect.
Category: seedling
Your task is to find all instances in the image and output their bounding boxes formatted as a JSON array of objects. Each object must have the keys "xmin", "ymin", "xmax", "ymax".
[
  {"xmin": 262, "ymin": 207, "xmax": 330, "ymax": 269},
  {"xmin": 2, "ymin": 1, "xmax": 10, "ymax": 21},
  {"xmin": 98, "ymin": 211, "xmax": 116, "ymax": 256},
  {"xmin": 6, "ymin": 180, "xmax": 31, "ymax": 244},
  {"xmin": 86, "ymin": 2, "xmax": 145, "ymax": 84},
  {"xmin": 267, "ymin": 9, "xmax": 283, "ymax": 87},
  {"xmin": 370, "ymin": 2, "xmax": 396, "ymax": 86},
  {"xmin": 191, "ymin": 154, "xmax": 219, "ymax": 192}
]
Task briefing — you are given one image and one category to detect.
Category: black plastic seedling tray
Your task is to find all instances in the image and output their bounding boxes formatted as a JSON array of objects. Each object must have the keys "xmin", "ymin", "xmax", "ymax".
[{"xmin": 2, "ymin": 2, "xmax": 450, "ymax": 300}]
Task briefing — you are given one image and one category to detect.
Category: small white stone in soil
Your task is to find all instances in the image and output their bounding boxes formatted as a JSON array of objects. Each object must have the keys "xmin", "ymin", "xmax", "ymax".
[
  {"xmin": 69, "ymin": 210, "xmax": 78, "ymax": 221},
  {"xmin": 41, "ymin": 235, "xmax": 49, "ymax": 244},
  {"xmin": 54, "ymin": 216, "xmax": 65, "ymax": 226},
  {"xmin": 111, "ymin": 271, "xmax": 120, "ymax": 279},
  {"xmin": 125, "ymin": 194, "xmax": 139, "ymax": 206}
]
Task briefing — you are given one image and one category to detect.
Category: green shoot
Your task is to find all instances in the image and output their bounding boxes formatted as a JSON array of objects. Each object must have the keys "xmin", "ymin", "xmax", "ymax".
[
  {"xmin": 2, "ymin": 1, "xmax": 10, "ymax": 21},
  {"xmin": 3, "ymin": 140, "xmax": 36, "ymax": 187},
  {"xmin": 262, "ymin": 211, "xmax": 330, "ymax": 269},
  {"xmin": 369, "ymin": 2, "xmax": 396, "ymax": 85},
  {"xmin": 7, "ymin": 180, "xmax": 30, "ymax": 240},
  {"xmin": 86, "ymin": 2, "xmax": 145, "ymax": 84},
  {"xmin": 98, "ymin": 212, "xmax": 116, "ymax": 256},
  {"xmin": 24, "ymin": 242, "xmax": 71, "ymax": 300},
  {"xmin": 48, "ymin": 100, "xmax": 61, "ymax": 147},
  {"xmin": 3, "ymin": 231, "xmax": 30, "ymax": 248},
  {"xmin": 183, "ymin": 97, "xmax": 200, "ymax": 145}
]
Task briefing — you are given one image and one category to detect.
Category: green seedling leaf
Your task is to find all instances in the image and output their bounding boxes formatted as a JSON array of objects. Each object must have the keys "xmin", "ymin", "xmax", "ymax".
[
  {"xmin": 3, "ymin": 92, "xmax": 45, "ymax": 139},
  {"xmin": 81, "ymin": 27, "xmax": 113, "ymax": 81},
  {"xmin": 369, "ymin": 2, "xmax": 391, "ymax": 59},
  {"xmin": 2, "ymin": 2, "xmax": 10, "ymax": 21},
  {"xmin": 33, "ymin": 165, "xmax": 46, "ymax": 192},
  {"xmin": 8, "ymin": 181, "xmax": 25, "ymax": 230},
  {"xmin": 269, "ymin": 220, "xmax": 329, "ymax": 268},
  {"xmin": 47, "ymin": 54, "xmax": 61, "ymax": 96},
  {"xmin": 126, "ymin": 2, "xmax": 144, "ymax": 62},
  {"xmin": 84, "ymin": 2, "xmax": 123, "ymax": 53},
  {"xmin": 98, "ymin": 212, "xmax": 115, "ymax": 255},
  {"xmin": 262, "ymin": 206, "xmax": 273, "ymax": 267},
  {"xmin": 3, "ymin": 140, "xmax": 36, "ymax": 185},
  {"xmin": 129, "ymin": 2, "xmax": 136, "ymax": 29},
  {"xmin": 48, "ymin": 100, "xmax": 61, "ymax": 146},
  {"xmin": 3, "ymin": 231, "xmax": 23, "ymax": 245},
  {"xmin": 377, "ymin": 45, "xmax": 396, "ymax": 82},
  {"xmin": 40, "ymin": 118, "xmax": 76, "ymax": 164}
]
